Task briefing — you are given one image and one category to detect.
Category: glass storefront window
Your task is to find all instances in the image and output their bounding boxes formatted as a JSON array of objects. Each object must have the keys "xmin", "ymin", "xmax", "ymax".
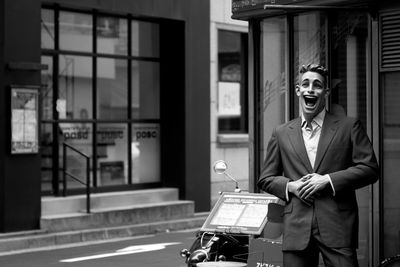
[
  {"xmin": 260, "ymin": 17, "xmax": 287, "ymax": 160},
  {"xmin": 131, "ymin": 61, "xmax": 160, "ymax": 119},
  {"xmin": 41, "ymin": 56, "xmax": 53, "ymax": 120},
  {"xmin": 97, "ymin": 16, "xmax": 128, "ymax": 55},
  {"xmin": 97, "ymin": 123, "xmax": 128, "ymax": 186},
  {"xmin": 40, "ymin": 123, "xmax": 53, "ymax": 192},
  {"xmin": 131, "ymin": 123, "xmax": 160, "ymax": 184},
  {"xmin": 382, "ymin": 72, "xmax": 400, "ymax": 259},
  {"xmin": 41, "ymin": 8, "xmax": 162, "ymax": 194},
  {"xmin": 41, "ymin": 9, "xmax": 54, "ymax": 49},
  {"xmin": 59, "ymin": 123, "xmax": 93, "ymax": 189},
  {"xmin": 59, "ymin": 11, "xmax": 92, "ymax": 52},
  {"xmin": 58, "ymin": 55, "xmax": 93, "ymax": 119},
  {"xmin": 293, "ymin": 12, "xmax": 327, "ymax": 117},
  {"xmin": 217, "ymin": 30, "xmax": 248, "ymax": 133},
  {"xmin": 97, "ymin": 58, "xmax": 128, "ymax": 119},
  {"xmin": 131, "ymin": 21, "xmax": 159, "ymax": 58}
]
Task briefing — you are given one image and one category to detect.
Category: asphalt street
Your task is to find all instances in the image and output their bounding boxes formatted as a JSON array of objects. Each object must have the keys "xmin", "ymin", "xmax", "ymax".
[{"xmin": 0, "ymin": 229, "xmax": 197, "ymax": 267}]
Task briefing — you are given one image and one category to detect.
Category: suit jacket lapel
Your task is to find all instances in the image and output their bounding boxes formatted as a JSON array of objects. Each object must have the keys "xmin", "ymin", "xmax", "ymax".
[
  {"xmin": 287, "ymin": 118, "xmax": 313, "ymax": 173},
  {"xmin": 313, "ymin": 113, "xmax": 340, "ymax": 172}
]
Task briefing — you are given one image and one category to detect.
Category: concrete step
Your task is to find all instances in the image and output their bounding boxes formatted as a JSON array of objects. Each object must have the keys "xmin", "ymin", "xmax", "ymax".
[
  {"xmin": 0, "ymin": 215, "xmax": 208, "ymax": 254},
  {"xmin": 0, "ymin": 188, "xmax": 208, "ymax": 254},
  {"xmin": 42, "ymin": 188, "xmax": 180, "ymax": 216},
  {"xmin": 41, "ymin": 200, "xmax": 195, "ymax": 232}
]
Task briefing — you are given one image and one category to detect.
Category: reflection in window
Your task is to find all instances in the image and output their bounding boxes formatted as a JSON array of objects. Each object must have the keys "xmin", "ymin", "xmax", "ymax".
[
  {"xmin": 59, "ymin": 123, "xmax": 93, "ymax": 189},
  {"xmin": 58, "ymin": 55, "xmax": 93, "ymax": 119},
  {"xmin": 97, "ymin": 16, "xmax": 128, "ymax": 55},
  {"xmin": 97, "ymin": 58, "xmax": 128, "ymax": 119},
  {"xmin": 260, "ymin": 17, "xmax": 287, "ymax": 160},
  {"xmin": 59, "ymin": 11, "xmax": 92, "ymax": 52},
  {"xmin": 40, "ymin": 123, "xmax": 53, "ymax": 192},
  {"xmin": 293, "ymin": 12, "xmax": 327, "ymax": 117},
  {"xmin": 131, "ymin": 123, "xmax": 160, "ymax": 184},
  {"xmin": 131, "ymin": 61, "xmax": 160, "ymax": 119},
  {"xmin": 97, "ymin": 123, "xmax": 128, "ymax": 186},
  {"xmin": 330, "ymin": 12, "xmax": 368, "ymax": 125},
  {"xmin": 41, "ymin": 9, "xmax": 54, "ymax": 49},
  {"xmin": 217, "ymin": 30, "xmax": 248, "ymax": 133},
  {"xmin": 41, "ymin": 56, "xmax": 53, "ymax": 120},
  {"xmin": 131, "ymin": 21, "xmax": 159, "ymax": 57}
]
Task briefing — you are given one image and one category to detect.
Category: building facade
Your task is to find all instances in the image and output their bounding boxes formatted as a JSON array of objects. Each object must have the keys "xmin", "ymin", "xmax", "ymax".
[
  {"xmin": 37, "ymin": 2, "xmax": 206, "ymax": 204},
  {"xmin": 0, "ymin": 0, "xmax": 214, "ymax": 232},
  {"xmin": 232, "ymin": 0, "xmax": 400, "ymax": 265},
  {"xmin": 0, "ymin": 0, "xmax": 251, "ymax": 236}
]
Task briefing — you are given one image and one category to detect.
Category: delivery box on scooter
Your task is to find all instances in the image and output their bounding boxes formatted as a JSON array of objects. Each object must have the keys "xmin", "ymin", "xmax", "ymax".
[
  {"xmin": 247, "ymin": 237, "xmax": 283, "ymax": 267},
  {"xmin": 246, "ymin": 201, "xmax": 284, "ymax": 267}
]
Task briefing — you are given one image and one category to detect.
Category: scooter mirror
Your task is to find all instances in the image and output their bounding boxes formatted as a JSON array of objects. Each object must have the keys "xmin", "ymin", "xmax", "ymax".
[
  {"xmin": 213, "ymin": 160, "xmax": 240, "ymax": 193},
  {"xmin": 213, "ymin": 160, "xmax": 227, "ymax": 174}
]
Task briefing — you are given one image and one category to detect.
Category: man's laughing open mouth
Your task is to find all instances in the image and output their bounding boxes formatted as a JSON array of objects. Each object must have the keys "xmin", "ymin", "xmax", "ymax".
[{"xmin": 304, "ymin": 95, "xmax": 318, "ymax": 109}]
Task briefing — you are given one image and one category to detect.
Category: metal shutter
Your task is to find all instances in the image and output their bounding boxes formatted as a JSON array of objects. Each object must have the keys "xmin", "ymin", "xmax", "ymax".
[{"xmin": 381, "ymin": 11, "xmax": 400, "ymax": 69}]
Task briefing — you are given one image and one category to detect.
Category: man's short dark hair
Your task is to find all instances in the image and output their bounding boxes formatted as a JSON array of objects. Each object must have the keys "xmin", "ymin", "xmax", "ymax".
[{"xmin": 300, "ymin": 63, "xmax": 328, "ymax": 85}]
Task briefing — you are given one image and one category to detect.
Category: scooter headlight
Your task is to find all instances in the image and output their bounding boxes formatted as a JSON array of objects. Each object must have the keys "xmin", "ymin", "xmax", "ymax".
[
  {"xmin": 187, "ymin": 249, "xmax": 208, "ymax": 263},
  {"xmin": 180, "ymin": 248, "xmax": 190, "ymax": 258}
]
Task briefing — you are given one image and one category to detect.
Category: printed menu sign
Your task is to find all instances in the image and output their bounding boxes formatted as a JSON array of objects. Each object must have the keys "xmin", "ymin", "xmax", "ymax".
[
  {"xmin": 218, "ymin": 82, "xmax": 241, "ymax": 117},
  {"xmin": 201, "ymin": 193, "xmax": 278, "ymax": 235},
  {"xmin": 11, "ymin": 87, "xmax": 39, "ymax": 154}
]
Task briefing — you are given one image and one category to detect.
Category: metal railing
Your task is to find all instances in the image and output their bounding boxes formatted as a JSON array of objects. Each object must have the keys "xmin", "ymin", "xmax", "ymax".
[{"xmin": 62, "ymin": 142, "xmax": 91, "ymax": 213}]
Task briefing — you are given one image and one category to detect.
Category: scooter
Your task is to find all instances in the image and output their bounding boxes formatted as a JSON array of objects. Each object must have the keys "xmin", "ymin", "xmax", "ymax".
[
  {"xmin": 180, "ymin": 229, "xmax": 249, "ymax": 266},
  {"xmin": 180, "ymin": 160, "xmax": 248, "ymax": 266},
  {"xmin": 180, "ymin": 160, "xmax": 283, "ymax": 267}
]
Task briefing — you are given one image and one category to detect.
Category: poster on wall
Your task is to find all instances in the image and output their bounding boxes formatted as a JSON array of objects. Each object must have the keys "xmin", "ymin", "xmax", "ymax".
[
  {"xmin": 11, "ymin": 87, "xmax": 39, "ymax": 154},
  {"xmin": 218, "ymin": 82, "xmax": 241, "ymax": 117}
]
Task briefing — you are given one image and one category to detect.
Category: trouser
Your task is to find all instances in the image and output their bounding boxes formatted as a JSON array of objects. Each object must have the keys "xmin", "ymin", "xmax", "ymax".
[{"xmin": 282, "ymin": 210, "xmax": 359, "ymax": 267}]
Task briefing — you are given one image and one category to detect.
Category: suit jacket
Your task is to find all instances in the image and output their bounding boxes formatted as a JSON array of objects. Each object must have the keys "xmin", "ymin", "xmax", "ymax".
[{"xmin": 257, "ymin": 112, "xmax": 379, "ymax": 251}]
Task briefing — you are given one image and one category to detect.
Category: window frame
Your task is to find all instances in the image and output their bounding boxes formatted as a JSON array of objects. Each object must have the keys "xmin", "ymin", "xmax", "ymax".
[
  {"xmin": 40, "ymin": 5, "xmax": 163, "ymax": 195},
  {"xmin": 216, "ymin": 27, "xmax": 249, "ymax": 137}
]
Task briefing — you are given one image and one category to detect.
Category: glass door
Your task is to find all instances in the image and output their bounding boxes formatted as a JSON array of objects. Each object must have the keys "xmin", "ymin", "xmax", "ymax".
[{"xmin": 258, "ymin": 10, "xmax": 373, "ymax": 263}]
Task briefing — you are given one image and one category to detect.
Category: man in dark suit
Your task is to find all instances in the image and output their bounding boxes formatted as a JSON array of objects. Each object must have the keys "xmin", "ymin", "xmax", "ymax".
[{"xmin": 257, "ymin": 63, "xmax": 379, "ymax": 267}]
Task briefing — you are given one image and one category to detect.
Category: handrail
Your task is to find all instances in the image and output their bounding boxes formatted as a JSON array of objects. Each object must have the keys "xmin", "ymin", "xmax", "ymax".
[
  {"xmin": 64, "ymin": 171, "xmax": 87, "ymax": 185},
  {"xmin": 63, "ymin": 142, "xmax": 89, "ymax": 158},
  {"xmin": 62, "ymin": 142, "xmax": 91, "ymax": 213}
]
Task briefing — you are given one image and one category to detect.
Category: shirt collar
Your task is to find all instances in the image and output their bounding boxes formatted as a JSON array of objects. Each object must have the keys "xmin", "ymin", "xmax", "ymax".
[{"xmin": 301, "ymin": 109, "xmax": 326, "ymax": 128}]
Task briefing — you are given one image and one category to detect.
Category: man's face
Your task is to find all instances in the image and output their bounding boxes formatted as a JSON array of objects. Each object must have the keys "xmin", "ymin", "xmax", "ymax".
[{"xmin": 296, "ymin": 71, "xmax": 329, "ymax": 119}]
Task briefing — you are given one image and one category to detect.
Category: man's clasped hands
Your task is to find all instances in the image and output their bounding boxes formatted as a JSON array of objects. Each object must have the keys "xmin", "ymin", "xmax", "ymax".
[{"xmin": 287, "ymin": 173, "xmax": 331, "ymax": 206}]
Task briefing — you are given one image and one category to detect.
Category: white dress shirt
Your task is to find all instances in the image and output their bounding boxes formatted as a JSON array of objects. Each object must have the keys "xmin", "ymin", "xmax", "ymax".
[
  {"xmin": 301, "ymin": 109, "xmax": 325, "ymax": 169},
  {"xmin": 285, "ymin": 109, "xmax": 335, "ymax": 201}
]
